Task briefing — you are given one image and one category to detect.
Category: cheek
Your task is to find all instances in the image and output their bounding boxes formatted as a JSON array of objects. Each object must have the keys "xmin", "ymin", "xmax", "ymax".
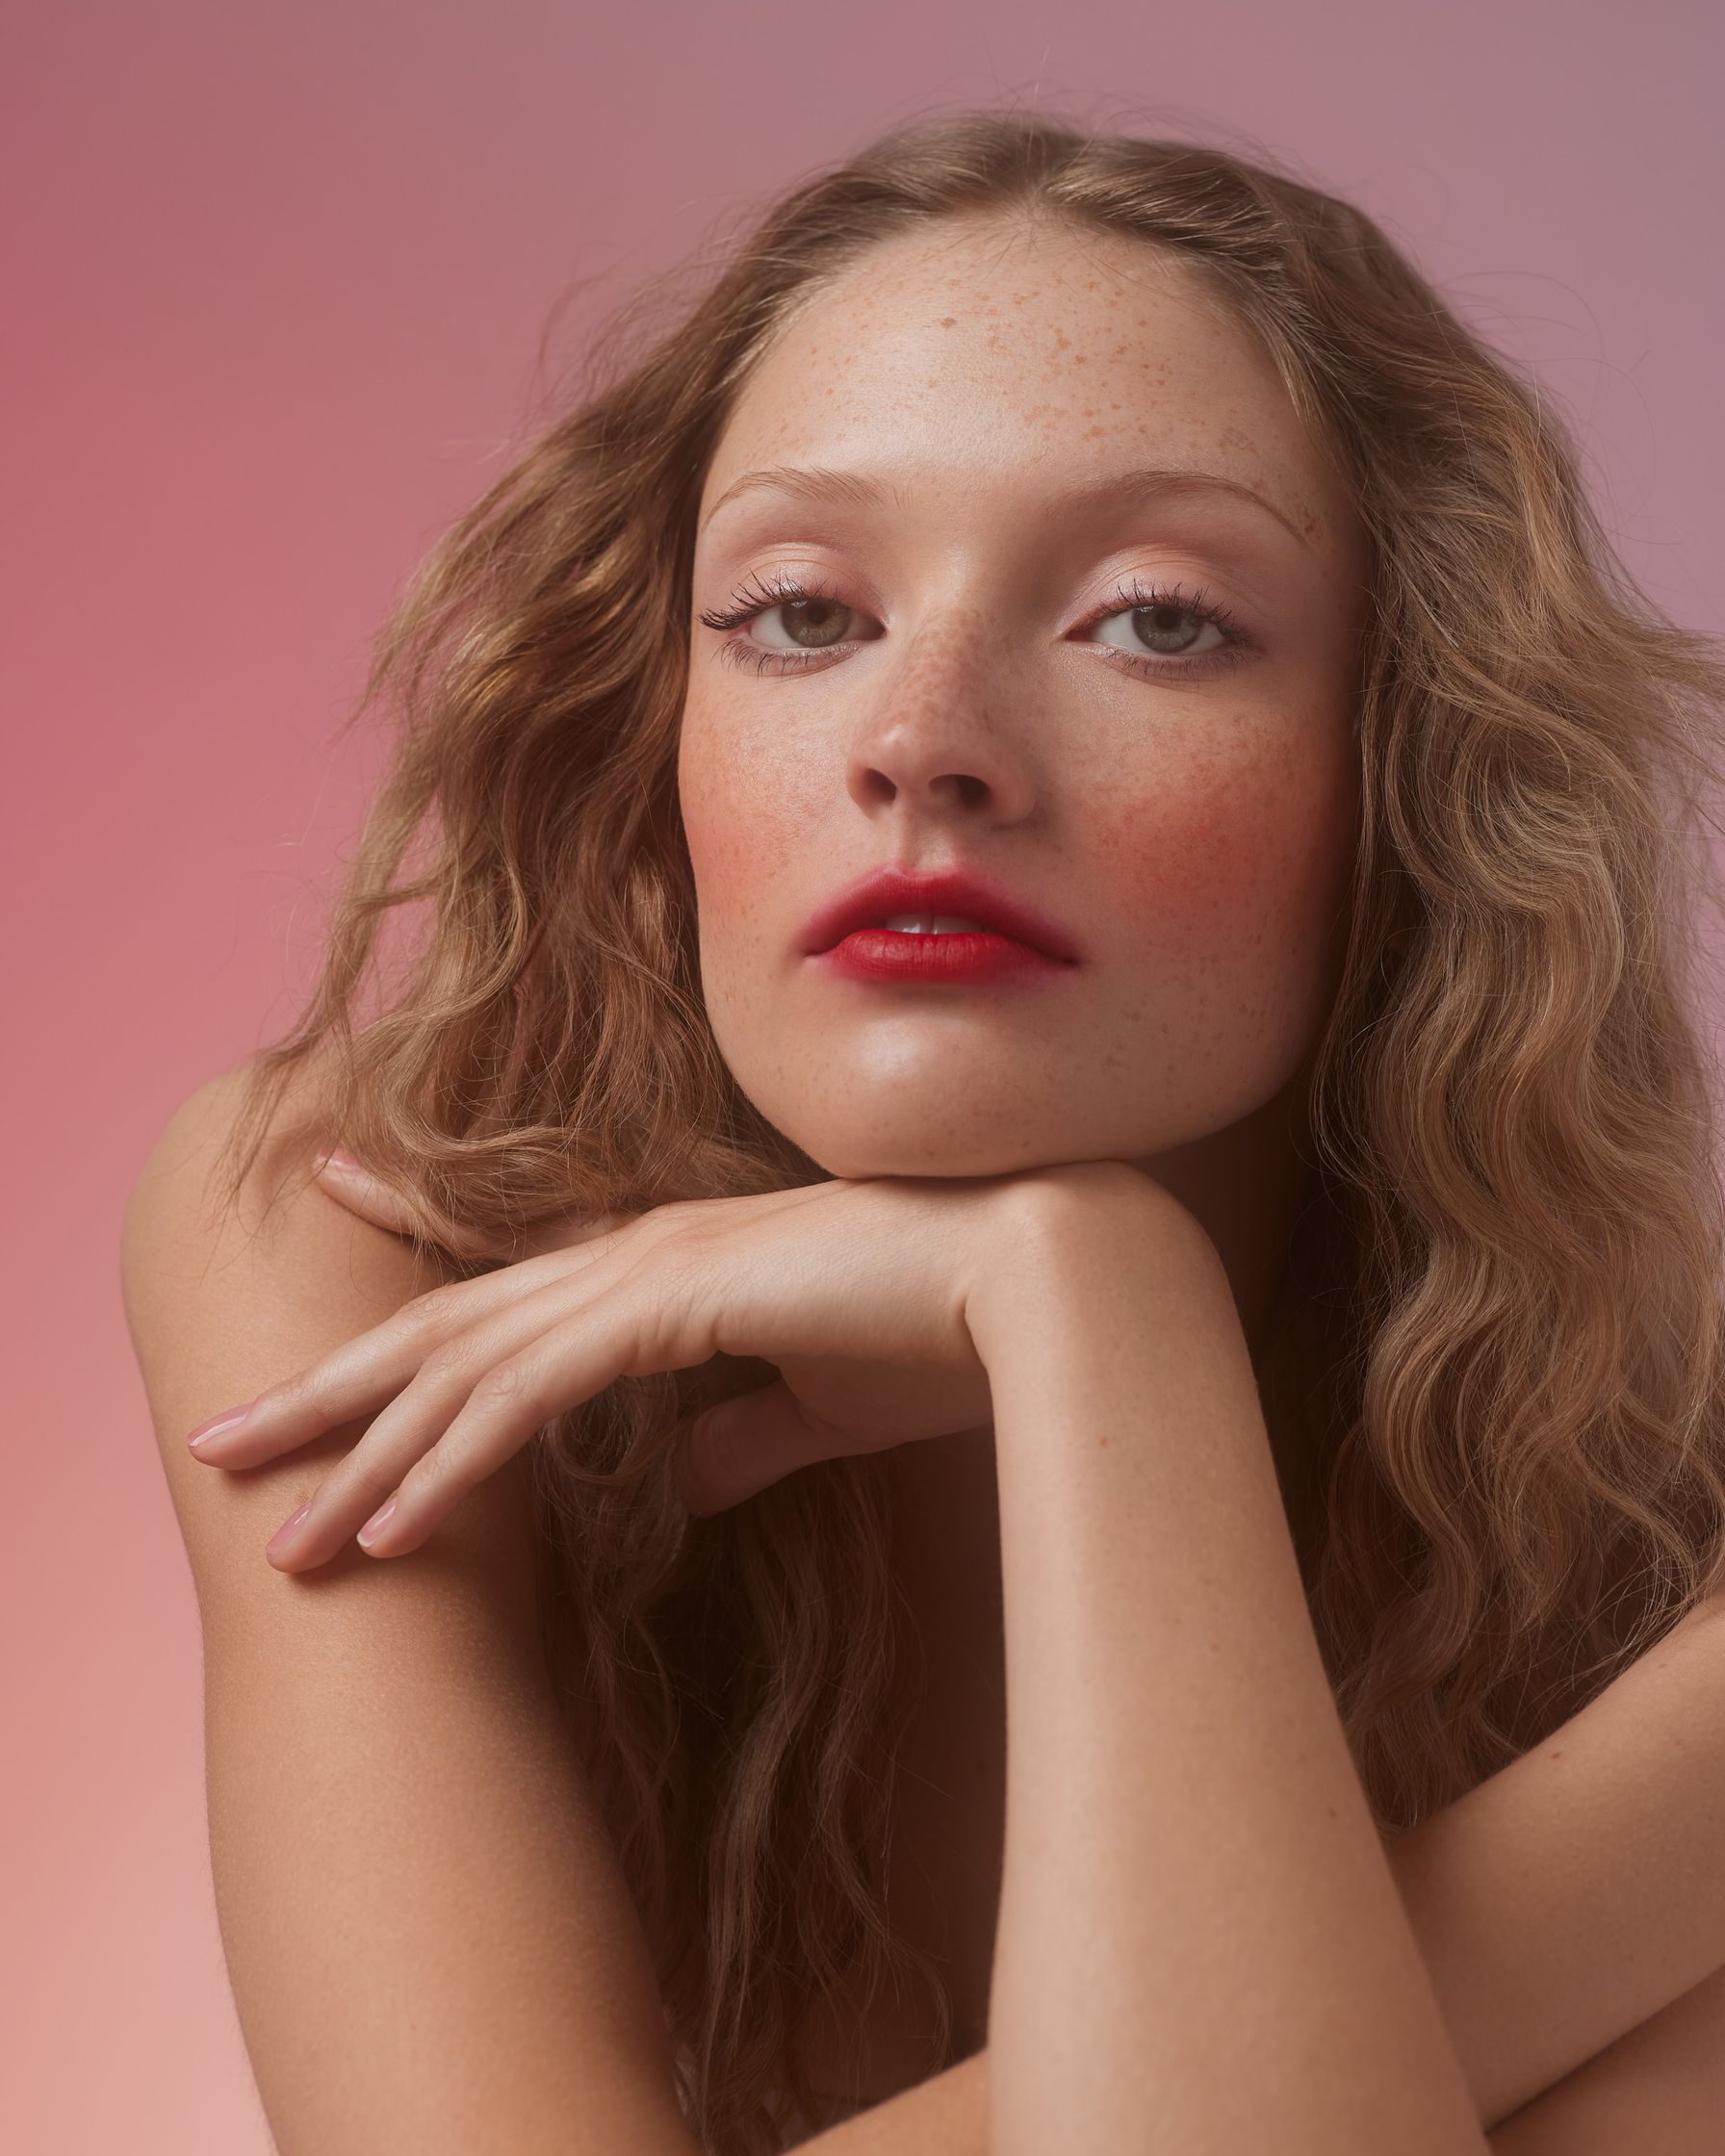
[
  {"xmin": 678, "ymin": 707, "xmax": 814, "ymax": 952},
  {"xmin": 682, "ymin": 790, "xmax": 756, "ymax": 918},
  {"xmin": 1092, "ymin": 736, "xmax": 1359, "ymax": 982}
]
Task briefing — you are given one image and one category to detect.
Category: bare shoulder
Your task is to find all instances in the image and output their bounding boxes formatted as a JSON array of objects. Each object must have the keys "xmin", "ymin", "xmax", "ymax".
[
  {"xmin": 120, "ymin": 1055, "xmax": 541, "ymax": 1624},
  {"xmin": 117, "ymin": 1064, "xmax": 688, "ymax": 2152},
  {"xmin": 121, "ymin": 1052, "xmax": 442, "ymax": 1361}
]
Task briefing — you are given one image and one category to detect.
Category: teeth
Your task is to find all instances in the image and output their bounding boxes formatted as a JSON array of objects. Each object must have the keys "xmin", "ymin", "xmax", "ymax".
[{"xmin": 879, "ymin": 913, "xmax": 991, "ymax": 934}]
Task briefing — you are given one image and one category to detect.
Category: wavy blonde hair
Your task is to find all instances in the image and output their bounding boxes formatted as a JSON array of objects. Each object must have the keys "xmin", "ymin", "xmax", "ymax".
[{"xmin": 215, "ymin": 108, "xmax": 1725, "ymax": 2154}]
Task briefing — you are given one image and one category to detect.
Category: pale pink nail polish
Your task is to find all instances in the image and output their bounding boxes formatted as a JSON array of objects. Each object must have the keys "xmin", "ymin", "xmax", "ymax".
[
  {"xmin": 189, "ymin": 1402, "xmax": 254, "ymax": 1450},
  {"xmin": 357, "ymin": 1499, "xmax": 398, "ymax": 1549},
  {"xmin": 267, "ymin": 1502, "xmax": 312, "ymax": 1554}
]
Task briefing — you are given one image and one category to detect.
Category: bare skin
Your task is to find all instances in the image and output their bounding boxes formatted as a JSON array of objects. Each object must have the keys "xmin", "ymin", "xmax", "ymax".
[
  {"xmin": 161, "ymin": 1106, "xmax": 1725, "ymax": 2146},
  {"xmin": 677, "ymin": 209, "xmax": 1370, "ymax": 2101},
  {"xmin": 149, "ymin": 203, "xmax": 1725, "ymax": 2146}
]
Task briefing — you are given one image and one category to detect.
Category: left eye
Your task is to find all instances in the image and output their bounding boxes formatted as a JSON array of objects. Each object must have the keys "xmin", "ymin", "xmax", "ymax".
[
  {"xmin": 744, "ymin": 592, "xmax": 862, "ymax": 652},
  {"xmin": 1085, "ymin": 597, "xmax": 1227, "ymax": 662}
]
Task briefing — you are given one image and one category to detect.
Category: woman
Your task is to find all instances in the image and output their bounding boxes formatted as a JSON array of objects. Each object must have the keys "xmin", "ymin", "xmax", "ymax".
[{"xmin": 122, "ymin": 112, "xmax": 1725, "ymax": 2154}]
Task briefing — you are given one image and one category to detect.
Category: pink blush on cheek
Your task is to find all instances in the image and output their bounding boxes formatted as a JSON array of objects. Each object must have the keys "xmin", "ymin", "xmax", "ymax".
[
  {"xmin": 681, "ymin": 765, "xmax": 810, "ymax": 956},
  {"xmin": 1090, "ymin": 760, "xmax": 1356, "ymax": 974}
]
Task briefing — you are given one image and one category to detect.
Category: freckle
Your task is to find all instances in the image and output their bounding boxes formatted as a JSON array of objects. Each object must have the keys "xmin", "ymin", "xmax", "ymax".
[{"xmin": 940, "ymin": 316, "xmax": 957, "ymax": 327}]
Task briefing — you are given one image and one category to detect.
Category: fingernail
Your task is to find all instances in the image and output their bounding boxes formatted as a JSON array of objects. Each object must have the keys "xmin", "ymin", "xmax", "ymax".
[
  {"xmin": 316, "ymin": 1147, "xmax": 363, "ymax": 1173},
  {"xmin": 267, "ymin": 1502, "xmax": 312, "ymax": 1555},
  {"xmin": 189, "ymin": 1402, "xmax": 254, "ymax": 1450},
  {"xmin": 356, "ymin": 1499, "xmax": 398, "ymax": 1550}
]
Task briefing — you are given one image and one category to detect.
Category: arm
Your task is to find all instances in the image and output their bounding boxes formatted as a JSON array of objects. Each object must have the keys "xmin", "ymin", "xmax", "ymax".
[
  {"xmin": 966, "ymin": 1175, "xmax": 1486, "ymax": 2154},
  {"xmin": 797, "ymin": 1588, "xmax": 1725, "ymax": 2150},
  {"xmin": 802, "ymin": 1969, "xmax": 1725, "ymax": 2156},
  {"xmin": 1486, "ymin": 1960, "xmax": 1725, "ymax": 2152},
  {"xmin": 123, "ymin": 1068, "xmax": 701, "ymax": 2156},
  {"xmin": 1387, "ymin": 1580, "xmax": 1725, "ymax": 2128}
]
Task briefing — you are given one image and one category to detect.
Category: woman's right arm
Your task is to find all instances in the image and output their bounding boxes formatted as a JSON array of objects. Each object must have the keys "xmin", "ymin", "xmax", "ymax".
[{"xmin": 121, "ymin": 1067, "xmax": 702, "ymax": 2156}]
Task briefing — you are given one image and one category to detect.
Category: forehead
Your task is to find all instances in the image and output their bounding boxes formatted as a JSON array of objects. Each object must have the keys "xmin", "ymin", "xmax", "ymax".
[{"xmin": 699, "ymin": 216, "xmax": 1352, "ymax": 559}]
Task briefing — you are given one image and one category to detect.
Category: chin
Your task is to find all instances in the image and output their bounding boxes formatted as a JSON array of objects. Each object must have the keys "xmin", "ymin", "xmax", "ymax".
[{"xmin": 797, "ymin": 1125, "xmax": 1065, "ymax": 1184}]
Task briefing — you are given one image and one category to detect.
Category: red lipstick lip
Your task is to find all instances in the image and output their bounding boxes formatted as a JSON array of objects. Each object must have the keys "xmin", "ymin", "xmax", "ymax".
[{"xmin": 798, "ymin": 865, "xmax": 1082, "ymax": 964}]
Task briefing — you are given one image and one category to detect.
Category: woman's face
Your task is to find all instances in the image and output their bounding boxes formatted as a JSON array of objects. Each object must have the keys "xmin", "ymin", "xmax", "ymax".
[{"xmin": 679, "ymin": 215, "xmax": 1370, "ymax": 1186}]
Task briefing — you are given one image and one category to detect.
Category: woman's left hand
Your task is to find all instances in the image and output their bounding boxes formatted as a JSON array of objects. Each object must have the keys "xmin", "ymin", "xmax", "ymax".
[{"xmin": 185, "ymin": 1149, "xmax": 1154, "ymax": 1567}]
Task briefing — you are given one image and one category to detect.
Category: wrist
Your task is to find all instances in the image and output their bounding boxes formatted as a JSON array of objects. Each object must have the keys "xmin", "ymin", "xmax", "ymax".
[{"xmin": 965, "ymin": 1163, "xmax": 1234, "ymax": 1375}]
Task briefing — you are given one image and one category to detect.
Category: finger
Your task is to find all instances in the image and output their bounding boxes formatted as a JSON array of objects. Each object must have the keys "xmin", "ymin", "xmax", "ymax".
[
  {"xmin": 254, "ymin": 1219, "xmax": 700, "ymax": 1567},
  {"xmin": 309, "ymin": 1288, "xmax": 675, "ymax": 1564},
  {"xmin": 316, "ymin": 1152, "xmax": 643, "ymax": 1266},
  {"xmin": 260, "ymin": 1270, "xmax": 618, "ymax": 1569},
  {"xmin": 676, "ymin": 1380, "xmax": 851, "ymax": 1516},
  {"xmin": 314, "ymin": 1152, "xmax": 511, "ymax": 1263},
  {"xmin": 189, "ymin": 1241, "xmax": 627, "ymax": 1471}
]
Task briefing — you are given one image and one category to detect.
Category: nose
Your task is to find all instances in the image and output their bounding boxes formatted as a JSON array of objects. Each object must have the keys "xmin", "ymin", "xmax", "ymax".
[{"xmin": 842, "ymin": 618, "xmax": 1039, "ymax": 825}]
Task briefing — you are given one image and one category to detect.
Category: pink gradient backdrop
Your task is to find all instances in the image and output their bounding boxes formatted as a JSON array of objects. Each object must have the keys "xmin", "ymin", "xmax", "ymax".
[{"xmin": 6, "ymin": 3, "xmax": 1722, "ymax": 2148}]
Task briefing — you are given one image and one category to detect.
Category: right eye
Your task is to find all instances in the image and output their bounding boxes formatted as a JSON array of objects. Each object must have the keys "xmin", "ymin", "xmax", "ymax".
[{"xmin": 699, "ymin": 570, "xmax": 876, "ymax": 673}]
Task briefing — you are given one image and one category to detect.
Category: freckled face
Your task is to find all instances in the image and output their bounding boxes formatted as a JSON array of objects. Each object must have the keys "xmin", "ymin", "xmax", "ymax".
[{"xmin": 678, "ymin": 215, "xmax": 1369, "ymax": 1183}]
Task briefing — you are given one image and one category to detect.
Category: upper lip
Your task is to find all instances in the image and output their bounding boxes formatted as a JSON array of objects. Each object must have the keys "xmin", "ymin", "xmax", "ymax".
[{"xmin": 798, "ymin": 863, "xmax": 1082, "ymax": 962}]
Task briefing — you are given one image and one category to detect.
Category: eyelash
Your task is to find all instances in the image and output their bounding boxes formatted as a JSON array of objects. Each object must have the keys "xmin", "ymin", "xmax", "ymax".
[{"xmin": 696, "ymin": 567, "xmax": 1254, "ymax": 681}]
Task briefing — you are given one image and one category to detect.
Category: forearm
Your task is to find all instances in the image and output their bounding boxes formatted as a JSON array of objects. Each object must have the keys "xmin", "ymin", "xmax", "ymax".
[
  {"xmin": 812, "ymin": 1544, "xmax": 1725, "ymax": 2149},
  {"xmin": 965, "ymin": 1182, "xmax": 1487, "ymax": 2156}
]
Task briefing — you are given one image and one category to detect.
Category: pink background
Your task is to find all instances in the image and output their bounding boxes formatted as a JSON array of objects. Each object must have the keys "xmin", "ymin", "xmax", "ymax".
[{"xmin": 6, "ymin": 3, "xmax": 1722, "ymax": 2149}]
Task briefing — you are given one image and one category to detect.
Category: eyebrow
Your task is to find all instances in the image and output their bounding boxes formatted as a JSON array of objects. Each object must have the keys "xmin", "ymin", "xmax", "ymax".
[{"xmin": 696, "ymin": 461, "xmax": 1315, "ymax": 553}]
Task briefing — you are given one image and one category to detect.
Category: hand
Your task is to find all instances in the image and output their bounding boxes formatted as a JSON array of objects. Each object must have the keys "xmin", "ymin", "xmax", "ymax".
[{"xmin": 185, "ymin": 1152, "xmax": 1083, "ymax": 1567}]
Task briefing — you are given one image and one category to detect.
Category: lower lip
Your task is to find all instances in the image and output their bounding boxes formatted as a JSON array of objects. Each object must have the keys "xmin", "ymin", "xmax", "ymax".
[{"xmin": 812, "ymin": 928, "xmax": 1074, "ymax": 983}]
